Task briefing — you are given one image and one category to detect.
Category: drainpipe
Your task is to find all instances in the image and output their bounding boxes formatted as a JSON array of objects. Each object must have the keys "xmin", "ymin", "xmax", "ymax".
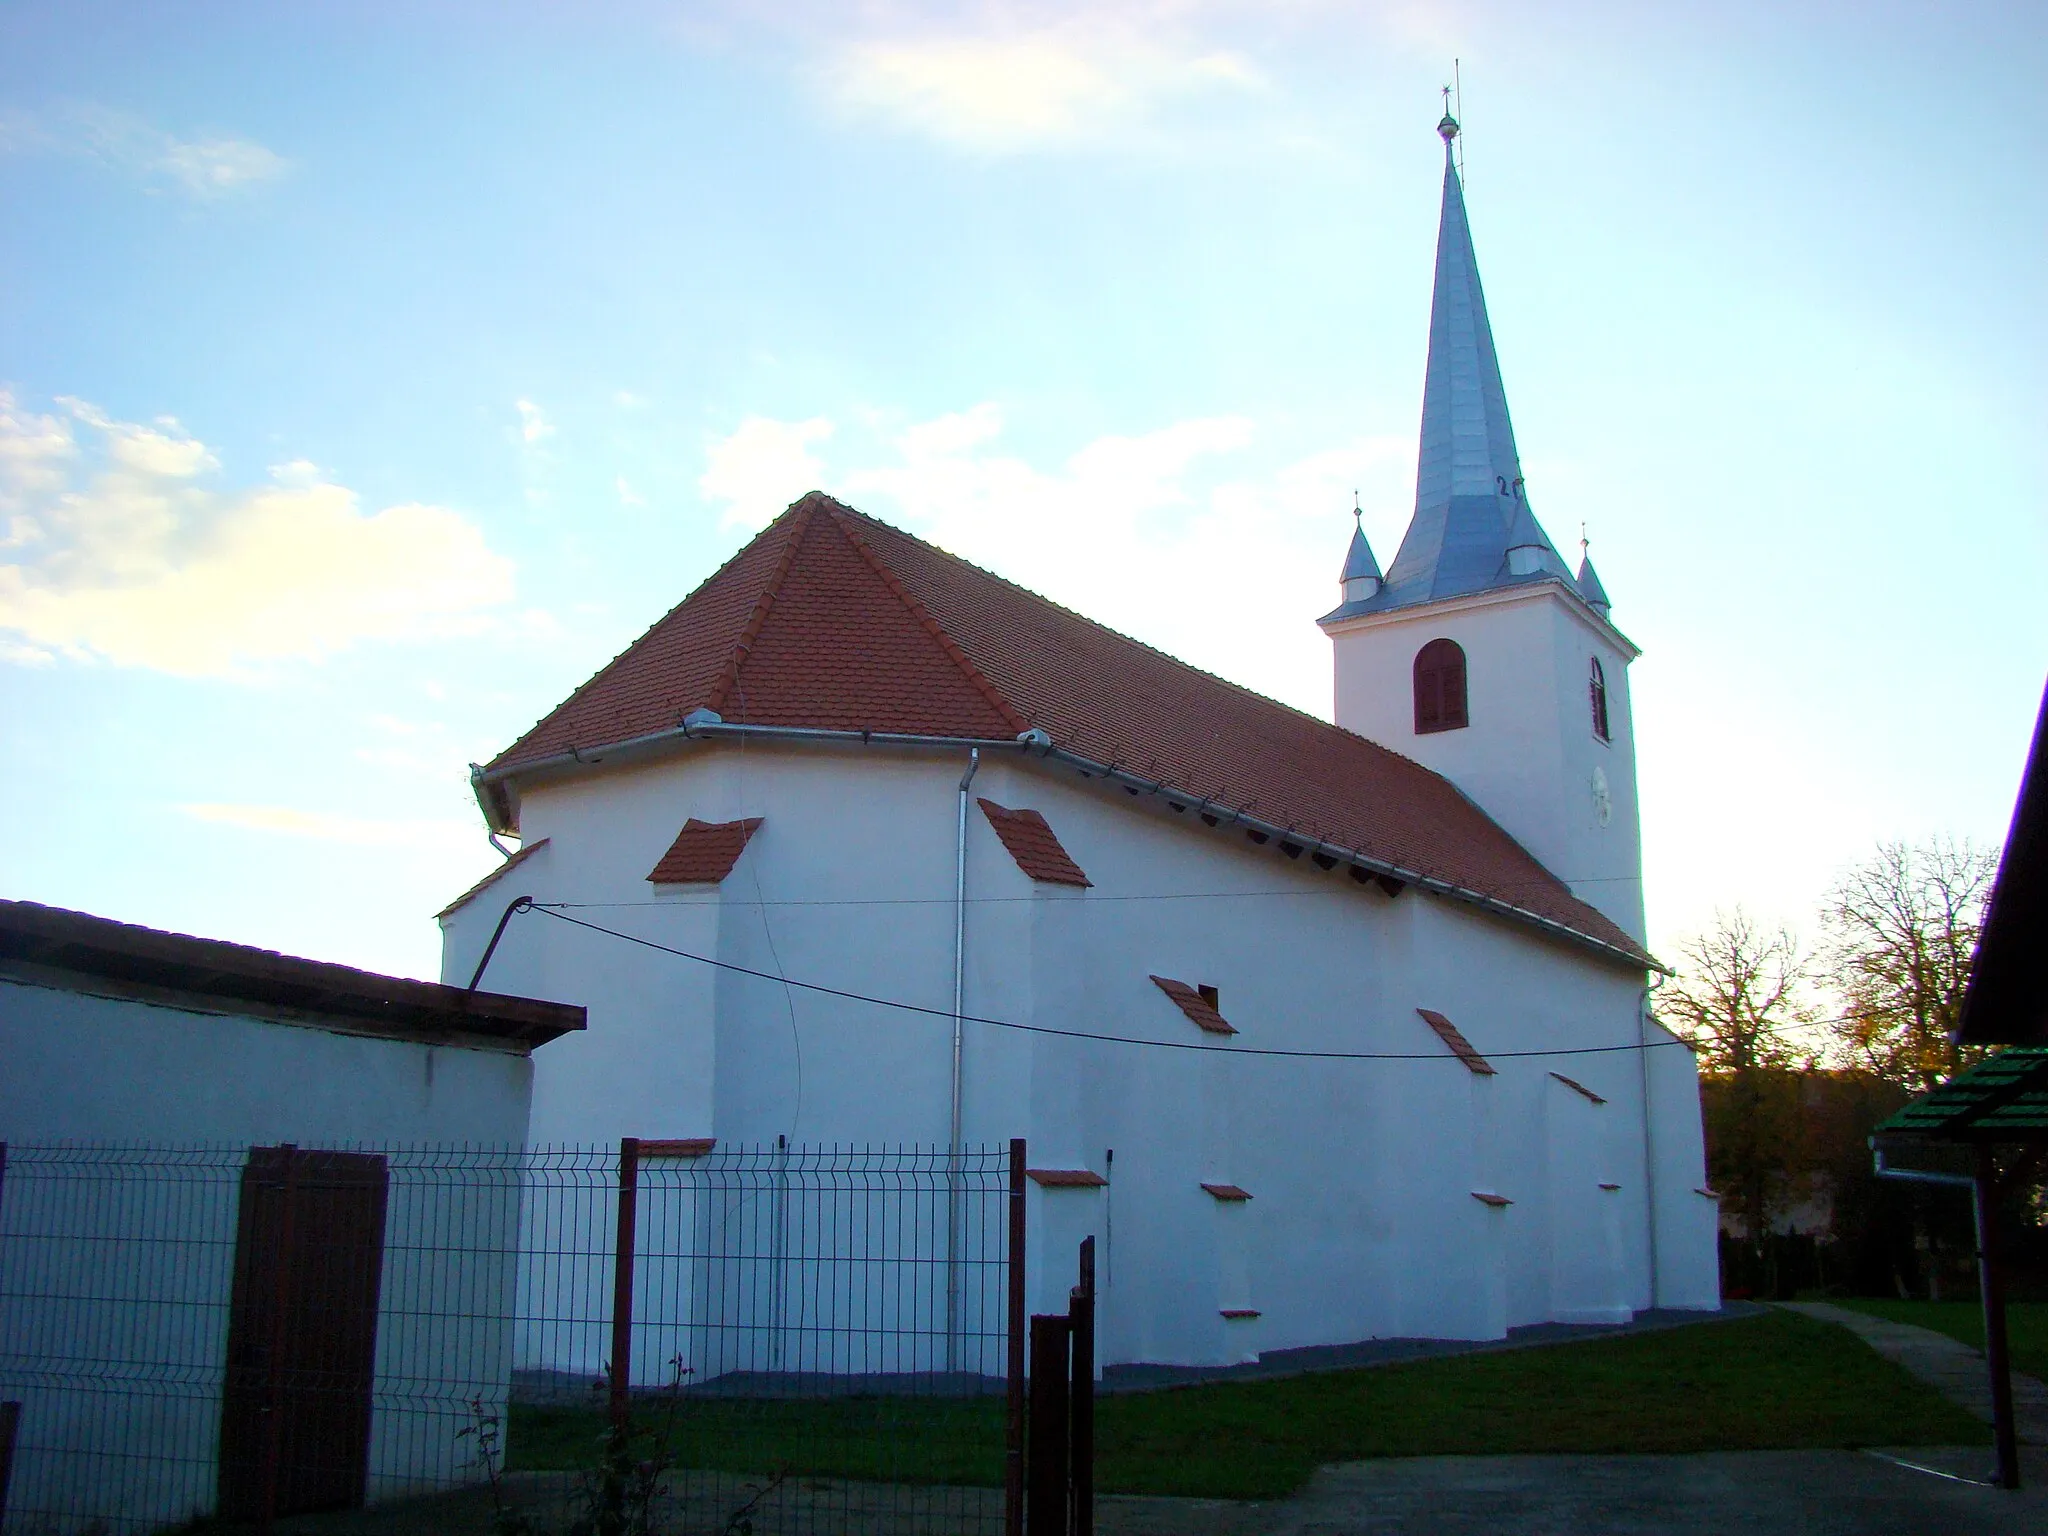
[
  {"xmin": 946, "ymin": 747, "xmax": 981, "ymax": 1373},
  {"xmin": 1639, "ymin": 971, "xmax": 1664, "ymax": 1309}
]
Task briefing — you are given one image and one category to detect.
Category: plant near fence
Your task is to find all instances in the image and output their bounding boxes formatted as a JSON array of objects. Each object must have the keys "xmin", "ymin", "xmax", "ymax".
[{"xmin": 463, "ymin": 1355, "xmax": 785, "ymax": 1536}]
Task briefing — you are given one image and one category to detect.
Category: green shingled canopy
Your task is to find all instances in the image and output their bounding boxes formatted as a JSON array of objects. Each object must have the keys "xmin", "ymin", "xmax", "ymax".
[{"xmin": 1873, "ymin": 1046, "xmax": 2048, "ymax": 1143}]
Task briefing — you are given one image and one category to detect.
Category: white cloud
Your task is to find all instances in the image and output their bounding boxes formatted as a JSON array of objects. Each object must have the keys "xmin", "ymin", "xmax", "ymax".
[
  {"xmin": 825, "ymin": 18, "xmax": 1263, "ymax": 152},
  {"xmin": 697, "ymin": 405, "xmax": 1411, "ymax": 709},
  {"xmin": 831, "ymin": 404, "xmax": 1408, "ymax": 712},
  {"xmin": 700, "ymin": 415, "xmax": 834, "ymax": 530},
  {"xmin": 268, "ymin": 458, "xmax": 324, "ymax": 488},
  {"xmin": 616, "ymin": 475, "xmax": 647, "ymax": 508},
  {"xmin": 1, "ymin": 104, "xmax": 287, "ymax": 198},
  {"xmin": 515, "ymin": 399, "xmax": 555, "ymax": 445},
  {"xmin": 154, "ymin": 133, "xmax": 288, "ymax": 197},
  {"xmin": 0, "ymin": 390, "xmax": 518, "ymax": 677},
  {"xmin": 179, "ymin": 802, "xmax": 478, "ymax": 852}
]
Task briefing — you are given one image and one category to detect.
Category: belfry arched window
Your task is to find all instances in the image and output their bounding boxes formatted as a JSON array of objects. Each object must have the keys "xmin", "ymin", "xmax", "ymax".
[
  {"xmin": 1589, "ymin": 657, "xmax": 1611, "ymax": 742},
  {"xmin": 1414, "ymin": 639, "xmax": 1468, "ymax": 734}
]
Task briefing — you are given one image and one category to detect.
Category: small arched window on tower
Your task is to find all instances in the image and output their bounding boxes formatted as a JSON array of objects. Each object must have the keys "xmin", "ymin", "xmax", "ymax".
[
  {"xmin": 1413, "ymin": 639, "xmax": 1468, "ymax": 734},
  {"xmin": 1589, "ymin": 657, "xmax": 1611, "ymax": 743}
]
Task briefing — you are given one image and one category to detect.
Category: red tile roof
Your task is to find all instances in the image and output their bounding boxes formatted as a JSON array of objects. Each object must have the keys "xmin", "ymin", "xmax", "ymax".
[
  {"xmin": 639, "ymin": 1138, "xmax": 717, "ymax": 1158},
  {"xmin": 978, "ymin": 799, "xmax": 1091, "ymax": 887},
  {"xmin": 1470, "ymin": 1191, "xmax": 1513, "ymax": 1207},
  {"xmin": 437, "ymin": 838, "xmax": 550, "ymax": 920},
  {"xmin": 486, "ymin": 493, "xmax": 1650, "ymax": 966},
  {"xmin": 1549, "ymin": 1071, "xmax": 1607, "ymax": 1104},
  {"xmin": 1418, "ymin": 1008, "xmax": 1496, "ymax": 1075},
  {"xmin": 1152, "ymin": 975, "xmax": 1235, "ymax": 1035},
  {"xmin": 647, "ymin": 818, "xmax": 762, "ymax": 885},
  {"xmin": 1201, "ymin": 1182, "xmax": 1253, "ymax": 1201},
  {"xmin": 1026, "ymin": 1168, "xmax": 1108, "ymax": 1187}
]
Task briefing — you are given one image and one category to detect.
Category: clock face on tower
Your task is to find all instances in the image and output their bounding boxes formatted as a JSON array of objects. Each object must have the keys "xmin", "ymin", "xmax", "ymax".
[{"xmin": 1591, "ymin": 766, "xmax": 1613, "ymax": 827}]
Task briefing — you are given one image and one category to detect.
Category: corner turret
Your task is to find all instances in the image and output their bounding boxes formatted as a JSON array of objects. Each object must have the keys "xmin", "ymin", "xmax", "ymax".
[{"xmin": 1340, "ymin": 513, "xmax": 1382, "ymax": 604}]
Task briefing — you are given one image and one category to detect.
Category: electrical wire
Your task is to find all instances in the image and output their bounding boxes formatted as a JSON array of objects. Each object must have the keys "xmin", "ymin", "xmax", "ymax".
[
  {"xmin": 524, "ymin": 903, "xmax": 1691, "ymax": 1064},
  {"xmin": 533, "ymin": 872, "xmax": 1644, "ymax": 912}
]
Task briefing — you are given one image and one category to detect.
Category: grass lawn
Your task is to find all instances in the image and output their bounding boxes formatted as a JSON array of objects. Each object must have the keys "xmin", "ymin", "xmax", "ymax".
[
  {"xmin": 508, "ymin": 1311, "xmax": 1983, "ymax": 1501},
  {"xmin": 1830, "ymin": 1298, "xmax": 2048, "ymax": 1382},
  {"xmin": 507, "ymin": 1394, "xmax": 1007, "ymax": 1486}
]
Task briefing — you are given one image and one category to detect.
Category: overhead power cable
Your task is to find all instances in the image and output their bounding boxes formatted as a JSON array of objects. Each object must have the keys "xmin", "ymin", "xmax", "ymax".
[{"xmin": 524, "ymin": 903, "xmax": 1689, "ymax": 1065}]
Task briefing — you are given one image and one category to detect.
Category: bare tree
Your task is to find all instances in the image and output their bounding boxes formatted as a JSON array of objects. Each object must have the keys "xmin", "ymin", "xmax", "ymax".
[
  {"xmin": 1660, "ymin": 910, "xmax": 1813, "ymax": 1272},
  {"xmin": 1819, "ymin": 838, "xmax": 1999, "ymax": 1092}
]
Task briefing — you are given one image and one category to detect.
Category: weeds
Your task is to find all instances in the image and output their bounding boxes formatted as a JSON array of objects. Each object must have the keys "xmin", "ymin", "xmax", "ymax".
[{"xmin": 460, "ymin": 1358, "xmax": 789, "ymax": 1536}]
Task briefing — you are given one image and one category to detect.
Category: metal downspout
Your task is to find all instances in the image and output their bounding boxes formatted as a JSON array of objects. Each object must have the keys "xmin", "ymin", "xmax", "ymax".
[
  {"xmin": 947, "ymin": 747, "xmax": 981, "ymax": 1372},
  {"xmin": 1639, "ymin": 971, "xmax": 1664, "ymax": 1309}
]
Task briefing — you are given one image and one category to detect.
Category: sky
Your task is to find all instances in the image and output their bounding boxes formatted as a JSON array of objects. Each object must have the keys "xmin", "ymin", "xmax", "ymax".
[{"xmin": 2, "ymin": 0, "xmax": 2043, "ymax": 985}]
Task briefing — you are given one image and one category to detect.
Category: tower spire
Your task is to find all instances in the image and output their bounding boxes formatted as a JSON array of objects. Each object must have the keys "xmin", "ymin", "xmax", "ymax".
[{"xmin": 1324, "ymin": 109, "xmax": 1575, "ymax": 619}]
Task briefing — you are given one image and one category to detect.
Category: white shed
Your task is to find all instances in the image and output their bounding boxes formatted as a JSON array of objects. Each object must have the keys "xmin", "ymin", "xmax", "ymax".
[{"xmin": 0, "ymin": 898, "xmax": 585, "ymax": 1531}]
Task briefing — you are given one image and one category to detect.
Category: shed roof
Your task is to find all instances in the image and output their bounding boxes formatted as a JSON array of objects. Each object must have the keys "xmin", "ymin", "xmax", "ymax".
[
  {"xmin": 978, "ymin": 799, "xmax": 1091, "ymax": 887},
  {"xmin": 1418, "ymin": 1008, "xmax": 1496, "ymax": 1075},
  {"xmin": 1873, "ymin": 1046, "xmax": 2048, "ymax": 1144},
  {"xmin": 1956, "ymin": 678, "xmax": 2048, "ymax": 1045},
  {"xmin": 0, "ymin": 898, "xmax": 585, "ymax": 1052},
  {"xmin": 647, "ymin": 818, "xmax": 763, "ymax": 885},
  {"xmin": 480, "ymin": 494, "xmax": 1650, "ymax": 969}
]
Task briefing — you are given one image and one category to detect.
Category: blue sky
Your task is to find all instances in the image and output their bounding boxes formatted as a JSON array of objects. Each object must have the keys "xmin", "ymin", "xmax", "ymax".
[{"xmin": 2, "ymin": 0, "xmax": 2043, "ymax": 981}]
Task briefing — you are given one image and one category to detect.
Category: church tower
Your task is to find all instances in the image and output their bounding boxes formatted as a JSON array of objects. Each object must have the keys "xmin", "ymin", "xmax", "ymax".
[{"xmin": 1320, "ymin": 113, "xmax": 1645, "ymax": 943}]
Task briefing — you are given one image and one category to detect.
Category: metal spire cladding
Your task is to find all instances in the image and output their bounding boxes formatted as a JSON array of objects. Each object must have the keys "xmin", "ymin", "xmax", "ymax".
[{"xmin": 1325, "ymin": 115, "xmax": 1577, "ymax": 620}]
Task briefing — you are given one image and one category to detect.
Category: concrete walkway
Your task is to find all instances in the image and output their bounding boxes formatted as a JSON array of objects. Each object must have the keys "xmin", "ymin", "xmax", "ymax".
[
  {"xmin": 1095, "ymin": 1448, "xmax": 2048, "ymax": 1535},
  {"xmin": 1781, "ymin": 1301, "xmax": 2048, "ymax": 1445},
  {"xmin": 270, "ymin": 1450, "xmax": 2048, "ymax": 1536}
]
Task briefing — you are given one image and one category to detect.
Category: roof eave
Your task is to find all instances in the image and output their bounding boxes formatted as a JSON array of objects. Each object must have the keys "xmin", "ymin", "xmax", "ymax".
[
  {"xmin": 1038, "ymin": 745, "xmax": 1661, "ymax": 974},
  {"xmin": 472, "ymin": 721, "xmax": 1653, "ymax": 971},
  {"xmin": 1319, "ymin": 575, "xmax": 1640, "ymax": 659}
]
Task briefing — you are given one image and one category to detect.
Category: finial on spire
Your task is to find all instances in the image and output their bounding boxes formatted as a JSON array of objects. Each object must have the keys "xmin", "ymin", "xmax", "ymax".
[
  {"xmin": 1438, "ymin": 82, "xmax": 1459, "ymax": 146},
  {"xmin": 1353, "ymin": 489, "xmax": 1363, "ymax": 522}
]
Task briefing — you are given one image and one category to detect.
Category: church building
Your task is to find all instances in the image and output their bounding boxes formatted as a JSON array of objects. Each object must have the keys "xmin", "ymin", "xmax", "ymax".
[{"xmin": 439, "ymin": 116, "xmax": 1720, "ymax": 1367}]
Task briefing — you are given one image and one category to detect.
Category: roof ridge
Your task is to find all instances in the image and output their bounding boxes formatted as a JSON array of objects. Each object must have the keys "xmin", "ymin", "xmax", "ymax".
[
  {"xmin": 484, "ymin": 503, "xmax": 813, "ymax": 772},
  {"xmin": 821, "ymin": 502, "xmax": 1029, "ymax": 735},
  {"xmin": 702, "ymin": 500, "xmax": 817, "ymax": 721},
  {"xmin": 834, "ymin": 504, "xmax": 1485, "ymax": 769}
]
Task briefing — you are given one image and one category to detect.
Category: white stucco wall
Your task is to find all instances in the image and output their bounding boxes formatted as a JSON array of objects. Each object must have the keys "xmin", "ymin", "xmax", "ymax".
[
  {"xmin": 0, "ymin": 979, "xmax": 535, "ymax": 1146},
  {"xmin": 0, "ymin": 980, "xmax": 538, "ymax": 1531},
  {"xmin": 440, "ymin": 735, "xmax": 1718, "ymax": 1374},
  {"xmin": 1325, "ymin": 583, "xmax": 1647, "ymax": 943}
]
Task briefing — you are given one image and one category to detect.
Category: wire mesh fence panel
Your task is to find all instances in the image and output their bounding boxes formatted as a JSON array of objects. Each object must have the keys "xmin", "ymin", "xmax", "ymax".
[{"xmin": 0, "ymin": 1141, "xmax": 1017, "ymax": 1536}]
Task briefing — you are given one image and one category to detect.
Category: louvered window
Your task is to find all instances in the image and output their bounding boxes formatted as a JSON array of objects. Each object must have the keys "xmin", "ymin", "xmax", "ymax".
[
  {"xmin": 1413, "ymin": 639, "xmax": 1468, "ymax": 734},
  {"xmin": 1589, "ymin": 657, "xmax": 1611, "ymax": 742}
]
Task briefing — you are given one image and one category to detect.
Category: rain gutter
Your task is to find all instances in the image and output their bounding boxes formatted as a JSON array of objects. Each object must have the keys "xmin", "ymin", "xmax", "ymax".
[
  {"xmin": 470, "ymin": 716, "xmax": 1658, "ymax": 973},
  {"xmin": 1035, "ymin": 745, "xmax": 1661, "ymax": 975}
]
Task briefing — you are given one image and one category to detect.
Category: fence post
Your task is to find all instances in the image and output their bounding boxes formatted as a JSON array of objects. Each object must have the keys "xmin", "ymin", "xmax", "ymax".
[
  {"xmin": 1028, "ymin": 1314, "xmax": 1071, "ymax": 1536},
  {"xmin": 1005, "ymin": 1137, "xmax": 1027, "ymax": 1536},
  {"xmin": 1974, "ymin": 1145, "xmax": 2021, "ymax": 1491},
  {"xmin": 0, "ymin": 1398, "xmax": 18, "ymax": 1528},
  {"xmin": 0, "ymin": 1144, "xmax": 10, "ymax": 1528},
  {"xmin": 611, "ymin": 1136, "xmax": 641, "ymax": 1433},
  {"xmin": 258, "ymin": 1145, "xmax": 300, "ymax": 1536},
  {"xmin": 1069, "ymin": 1236, "xmax": 1095, "ymax": 1536}
]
